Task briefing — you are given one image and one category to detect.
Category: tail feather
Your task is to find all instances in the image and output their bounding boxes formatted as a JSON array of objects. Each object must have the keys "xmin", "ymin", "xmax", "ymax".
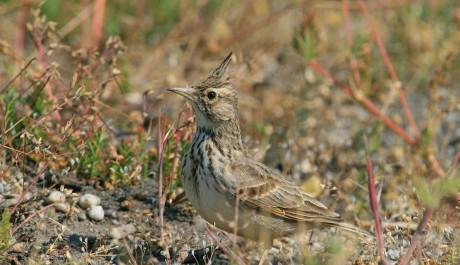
[
  {"xmin": 328, "ymin": 221, "xmax": 375, "ymax": 238},
  {"xmin": 299, "ymin": 217, "xmax": 375, "ymax": 238}
]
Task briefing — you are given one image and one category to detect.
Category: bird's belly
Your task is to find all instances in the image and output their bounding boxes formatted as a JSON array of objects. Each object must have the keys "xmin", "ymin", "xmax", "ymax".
[{"xmin": 182, "ymin": 171, "xmax": 238, "ymax": 232}]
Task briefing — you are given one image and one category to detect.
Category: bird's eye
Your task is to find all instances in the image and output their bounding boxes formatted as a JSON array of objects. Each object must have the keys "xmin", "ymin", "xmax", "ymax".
[{"xmin": 207, "ymin": 91, "xmax": 217, "ymax": 100}]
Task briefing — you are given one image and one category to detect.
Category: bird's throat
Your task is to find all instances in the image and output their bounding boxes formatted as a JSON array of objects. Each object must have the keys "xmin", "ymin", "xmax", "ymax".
[{"xmin": 196, "ymin": 118, "xmax": 245, "ymax": 151}]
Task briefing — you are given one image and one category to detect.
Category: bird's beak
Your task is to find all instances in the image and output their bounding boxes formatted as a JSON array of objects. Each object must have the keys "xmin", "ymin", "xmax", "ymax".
[{"xmin": 167, "ymin": 87, "xmax": 196, "ymax": 102}]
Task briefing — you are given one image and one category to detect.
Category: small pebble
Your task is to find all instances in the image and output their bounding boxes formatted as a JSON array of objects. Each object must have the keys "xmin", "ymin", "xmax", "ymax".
[
  {"xmin": 87, "ymin": 205, "xmax": 104, "ymax": 221},
  {"xmin": 105, "ymin": 208, "xmax": 116, "ymax": 218},
  {"xmin": 55, "ymin": 203, "xmax": 70, "ymax": 214},
  {"xmin": 268, "ymin": 247, "xmax": 280, "ymax": 255},
  {"xmin": 78, "ymin": 194, "xmax": 101, "ymax": 210},
  {"xmin": 12, "ymin": 242, "xmax": 25, "ymax": 253},
  {"xmin": 45, "ymin": 191, "xmax": 65, "ymax": 204},
  {"xmin": 272, "ymin": 239, "xmax": 282, "ymax": 249},
  {"xmin": 108, "ymin": 223, "xmax": 137, "ymax": 239},
  {"xmin": 77, "ymin": 212, "xmax": 87, "ymax": 221},
  {"xmin": 120, "ymin": 196, "xmax": 134, "ymax": 211},
  {"xmin": 1, "ymin": 192, "xmax": 33, "ymax": 208},
  {"xmin": 135, "ymin": 192, "xmax": 148, "ymax": 201}
]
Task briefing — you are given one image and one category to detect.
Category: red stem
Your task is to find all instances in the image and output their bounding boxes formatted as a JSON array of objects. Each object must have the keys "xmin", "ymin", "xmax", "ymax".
[
  {"xmin": 12, "ymin": 202, "xmax": 59, "ymax": 234},
  {"xmin": 309, "ymin": 60, "xmax": 418, "ymax": 146},
  {"xmin": 364, "ymin": 134, "xmax": 386, "ymax": 263},
  {"xmin": 0, "ymin": 58, "xmax": 36, "ymax": 95},
  {"xmin": 157, "ymin": 109, "xmax": 166, "ymax": 244},
  {"xmin": 452, "ymin": 150, "xmax": 460, "ymax": 166},
  {"xmin": 9, "ymin": 121, "xmax": 72, "ymax": 216},
  {"xmin": 32, "ymin": 32, "xmax": 54, "ymax": 100},
  {"xmin": 0, "ymin": 96, "xmax": 77, "ymax": 152},
  {"xmin": 207, "ymin": 229, "xmax": 249, "ymax": 265},
  {"xmin": 356, "ymin": 0, "xmax": 421, "ymax": 140},
  {"xmin": 91, "ymin": 0, "xmax": 106, "ymax": 47},
  {"xmin": 15, "ymin": 0, "xmax": 29, "ymax": 58},
  {"xmin": 398, "ymin": 208, "xmax": 433, "ymax": 265},
  {"xmin": 341, "ymin": 0, "xmax": 363, "ymax": 90}
]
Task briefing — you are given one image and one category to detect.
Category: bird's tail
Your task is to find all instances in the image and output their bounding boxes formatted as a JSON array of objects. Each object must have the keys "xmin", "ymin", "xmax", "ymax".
[{"xmin": 327, "ymin": 221, "xmax": 375, "ymax": 239}]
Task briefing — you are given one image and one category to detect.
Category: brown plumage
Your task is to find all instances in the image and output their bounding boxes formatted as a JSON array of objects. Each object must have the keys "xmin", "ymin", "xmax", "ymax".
[{"xmin": 168, "ymin": 52, "xmax": 370, "ymax": 247}]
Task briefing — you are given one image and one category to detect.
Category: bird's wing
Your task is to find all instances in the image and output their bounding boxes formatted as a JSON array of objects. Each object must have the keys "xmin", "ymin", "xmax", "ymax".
[{"xmin": 232, "ymin": 160, "xmax": 341, "ymax": 223}]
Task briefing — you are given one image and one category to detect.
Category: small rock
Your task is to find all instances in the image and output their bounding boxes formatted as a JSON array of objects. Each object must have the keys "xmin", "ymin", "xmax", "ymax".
[
  {"xmin": 1, "ymin": 192, "xmax": 33, "ymax": 208},
  {"xmin": 120, "ymin": 196, "xmax": 134, "ymax": 211},
  {"xmin": 108, "ymin": 223, "xmax": 137, "ymax": 239},
  {"xmin": 268, "ymin": 247, "xmax": 280, "ymax": 255},
  {"xmin": 45, "ymin": 191, "xmax": 65, "ymax": 204},
  {"xmin": 109, "ymin": 227, "xmax": 122, "ymax": 239},
  {"xmin": 12, "ymin": 242, "xmax": 25, "ymax": 253},
  {"xmin": 272, "ymin": 239, "xmax": 282, "ymax": 249},
  {"xmin": 105, "ymin": 208, "xmax": 116, "ymax": 218},
  {"xmin": 135, "ymin": 192, "xmax": 148, "ymax": 201},
  {"xmin": 77, "ymin": 212, "xmax": 87, "ymax": 221},
  {"xmin": 87, "ymin": 205, "xmax": 104, "ymax": 221},
  {"xmin": 78, "ymin": 194, "xmax": 101, "ymax": 210},
  {"xmin": 55, "ymin": 203, "xmax": 70, "ymax": 214},
  {"xmin": 284, "ymin": 246, "xmax": 293, "ymax": 254}
]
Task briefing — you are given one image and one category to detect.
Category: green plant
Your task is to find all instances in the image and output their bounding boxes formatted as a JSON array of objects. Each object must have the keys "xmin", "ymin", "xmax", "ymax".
[
  {"xmin": 79, "ymin": 130, "xmax": 109, "ymax": 178},
  {"xmin": 0, "ymin": 210, "xmax": 12, "ymax": 250}
]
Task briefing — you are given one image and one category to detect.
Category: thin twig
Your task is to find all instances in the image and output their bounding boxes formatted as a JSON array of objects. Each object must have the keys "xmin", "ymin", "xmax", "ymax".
[
  {"xmin": 356, "ymin": 0, "xmax": 421, "ymax": 140},
  {"xmin": 427, "ymin": 153, "xmax": 446, "ymax": 178},
  {"xmin": 309, "ymin": 60, "xmax": 418, "ymax": 146},
  {"xmin": 206, "ymin": 228, "xmax": 249, "ymax": 265},
  {"xmin": 9, "ymin": 118, "xmax": 74, "ymax": 216},
  {"xmin": 91, "ymin": 0, "xmax": 106, "ymax": 47},
  {"xmin": 233, "ymin": 179, "xmax": 240, "ymax": 248},
  {"xmin": 0, "ymin": 58, "xmax": 36, "ymax": 95},
  {"xmin": 452, "ymin": 150, "xmax": 460, "ymax": 166},
  {"xmin": 398, "ymin": 208, "xmax": 433, "ymax": 265},
  {"xmin": 363, "ymin": 133, "xmax": 386, "ymax": 264},
  {"xmin": 58, "ymin": 1, "xmax": 95, "ymax": 38},
  {"xmin": 341, "ymin": 0, "xmax": 364, "ymax": 91},
  {"xmin": 15, "ymin": 0, "xmax": 29, "ymax": 58},
  {"xmin": 0, "ymin": 96, "xmax": 77, "ymax": 152},
  {"xmin": 157, "ymin": 108, "xmax": 166, "ymax": 245},
  {"xmin": 122, "ymin": 237, "xmax": 138, "ymax": 265},
  {"xmin": 30, "ymin": 31, "xmax": 56, "ymax": 102},
  {"xmin": 12, "ymin": 202, "xmax": 58, "ymax": 234}
]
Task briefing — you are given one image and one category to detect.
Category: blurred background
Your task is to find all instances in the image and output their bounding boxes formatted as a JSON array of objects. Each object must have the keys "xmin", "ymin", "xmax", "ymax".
[
  {"xmin": 2, "ymin": 0, "xmax": 458, "ymax": 168},
  {"xmin": 0, "ymin": 0, "xmax": 459, "ymax": 263}
]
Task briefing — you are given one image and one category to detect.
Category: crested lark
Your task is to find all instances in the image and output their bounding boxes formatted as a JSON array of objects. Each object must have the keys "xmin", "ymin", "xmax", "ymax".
[{"xmin": 168, "ymin": 52, "xmax": 368, "ymax": 247}]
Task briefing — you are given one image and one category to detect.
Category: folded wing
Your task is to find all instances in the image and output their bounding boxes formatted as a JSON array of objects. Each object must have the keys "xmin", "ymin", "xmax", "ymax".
[{"xmin": 233, "ymin": 160, "xmax": 341, "ymax": 223}]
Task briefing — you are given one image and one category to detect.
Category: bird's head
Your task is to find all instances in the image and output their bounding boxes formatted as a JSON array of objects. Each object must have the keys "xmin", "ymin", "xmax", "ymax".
[{"xmin": 168, "ymin": 52, "xmax": 238, "ymax": 127}]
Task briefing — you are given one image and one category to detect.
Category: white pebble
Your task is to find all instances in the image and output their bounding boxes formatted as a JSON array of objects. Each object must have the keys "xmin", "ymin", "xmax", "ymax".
[
  {"xmin": 55, "ymin": 203, "xmax": 70, "ymax": 213},
  {"xmin": 45, "ymin": 191, "xmax": 65, "ymax": 204},
  {"xmin": 87, "ymin": 205, "xmax": 104, "ymax": 221},
  {"xmin": 78, "ymin": 194, "xmax": 101, "ymax": 210}
]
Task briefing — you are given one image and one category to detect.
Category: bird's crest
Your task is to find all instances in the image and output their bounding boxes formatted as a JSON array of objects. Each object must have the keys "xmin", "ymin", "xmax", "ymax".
[{"xmin": 193, "ymin": 52, "xmax": 233, "ymax": 90}]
